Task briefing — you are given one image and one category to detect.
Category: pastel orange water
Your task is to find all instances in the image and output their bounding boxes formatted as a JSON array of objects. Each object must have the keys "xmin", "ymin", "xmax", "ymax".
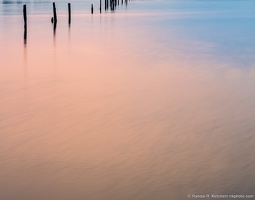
[{"xmin": 1, "ymin": 1, "xmax": 255, "ymax": 199}]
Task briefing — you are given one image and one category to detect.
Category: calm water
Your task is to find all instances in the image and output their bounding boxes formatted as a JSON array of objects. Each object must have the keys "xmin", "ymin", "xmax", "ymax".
[{"xmin": 1, "ymin": 0, "xmax": 255, "ymax": 199}]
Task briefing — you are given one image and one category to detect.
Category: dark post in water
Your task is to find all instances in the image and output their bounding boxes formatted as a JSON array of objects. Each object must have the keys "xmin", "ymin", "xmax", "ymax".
[
  {"xmin": 111, "ymin": 0, "xmax": 113, "ymax": 10},
  {"xmin": 53, "ymin": 2, "xmax": 57, "ymax": 23},
  {"xmin": 68, "ymin": 3, "xmax": 71, "ymax": 24},
  {"xmin": 23, "ymin": 4, "xmax": 27, "ymax": 44},
  {"xmin": 23, "ymin": 4, "xmax": 27, "ymax": 25},
  {"xmin": 91, "ymin": 4, "xmax": 94, "ymax": 14},
  {"xmin": 100, "ymin": 0, "xmax": 102, "ymax": 13}
]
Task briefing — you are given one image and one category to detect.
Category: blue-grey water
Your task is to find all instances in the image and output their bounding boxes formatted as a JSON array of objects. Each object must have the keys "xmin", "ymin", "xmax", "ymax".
[{"xmin": 0, "ymin": 0, "xmax": 255, "ymax": 199}]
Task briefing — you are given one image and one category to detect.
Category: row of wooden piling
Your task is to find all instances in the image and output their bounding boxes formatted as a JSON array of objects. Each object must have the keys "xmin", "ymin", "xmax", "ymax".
[
  {"xmin": 22, "ymin": 1, "xmax": 131, "ymax": 43},
  {"xmin": 23, "ymin": 0, "xmax": 131, "ymax": 26}
]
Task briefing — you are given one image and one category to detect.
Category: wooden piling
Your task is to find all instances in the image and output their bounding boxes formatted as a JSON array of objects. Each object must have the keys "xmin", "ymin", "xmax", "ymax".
[
  {"xmin": 53, "ymin": 2, "xmax": 57, "ymax": 23},
  {"xmin": 91, "ymin": 4, "xmax": 94, "ymax": 14},
  {"xmin": 68, "ymin": 3, "xmax": 71, "ymax": 24},
  {"xmin": 23, "ymin": 4, "xmax": 27, "ymax": 25},
  {"xmin": 100, "ymin": 0, "xmax": 102, "ymax": 13},
  {"xmin": 111, "ymin": 0, "xmax": 115, "ymax": 10},
  {"xmin": 23, "ymin": 4, "xmax": 27, "ymax": 44}
]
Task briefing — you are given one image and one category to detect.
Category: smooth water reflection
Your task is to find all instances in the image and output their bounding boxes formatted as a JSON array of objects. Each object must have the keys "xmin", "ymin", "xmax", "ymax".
[{"xmin": 0, "ymin": 0, "xmax": 255, "ymax": 199}]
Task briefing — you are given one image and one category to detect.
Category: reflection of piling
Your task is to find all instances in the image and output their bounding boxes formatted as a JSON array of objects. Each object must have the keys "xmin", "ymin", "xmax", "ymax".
[
  {"xmin": 68, "ymin": 3, "xmax": 71, "ymax": 24},
  {"xmin": 91, "ymin": 4, "xmax": 93, "ymax": 14},
  {"xmin": 23, "ymin": 4, "xmax": 27, "ymax": 44},
  {"xmin": 53, "ymin": 20, "xmax": 57, "ymax": 36},
  {"xmin": 53, "ymin": 2, "xmax": 57, "ymax": 23},
  {"xmin": 24, "ymin": 27, "xmax": 27, "ymax": 44}
]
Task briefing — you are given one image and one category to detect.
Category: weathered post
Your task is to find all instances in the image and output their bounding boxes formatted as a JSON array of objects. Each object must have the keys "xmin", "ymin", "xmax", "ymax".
[
  {"xmin": 53, "ymin": 2, "xmax": 57, "ymax": 23},
  {"xmin": 91, "ymin": 4, "xmax": 94, "ymax": 14},
  {"xmin": 100, "ymin": 0, "xmax": 102, "ymax": 13},
  {"xmin": 111, "ymin": 0, "xmax": 114, "ymax": 10},
  {"xmin": 23, "ymin": 4, "xmax": 27, "ymax": 44},
  {"xmin": 68, "ymin": 3, "xmax": 71, "ymax": 24},
  {"xmin": 23, "ymin": 4, "xmax": 27, "ymax": 25}
]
